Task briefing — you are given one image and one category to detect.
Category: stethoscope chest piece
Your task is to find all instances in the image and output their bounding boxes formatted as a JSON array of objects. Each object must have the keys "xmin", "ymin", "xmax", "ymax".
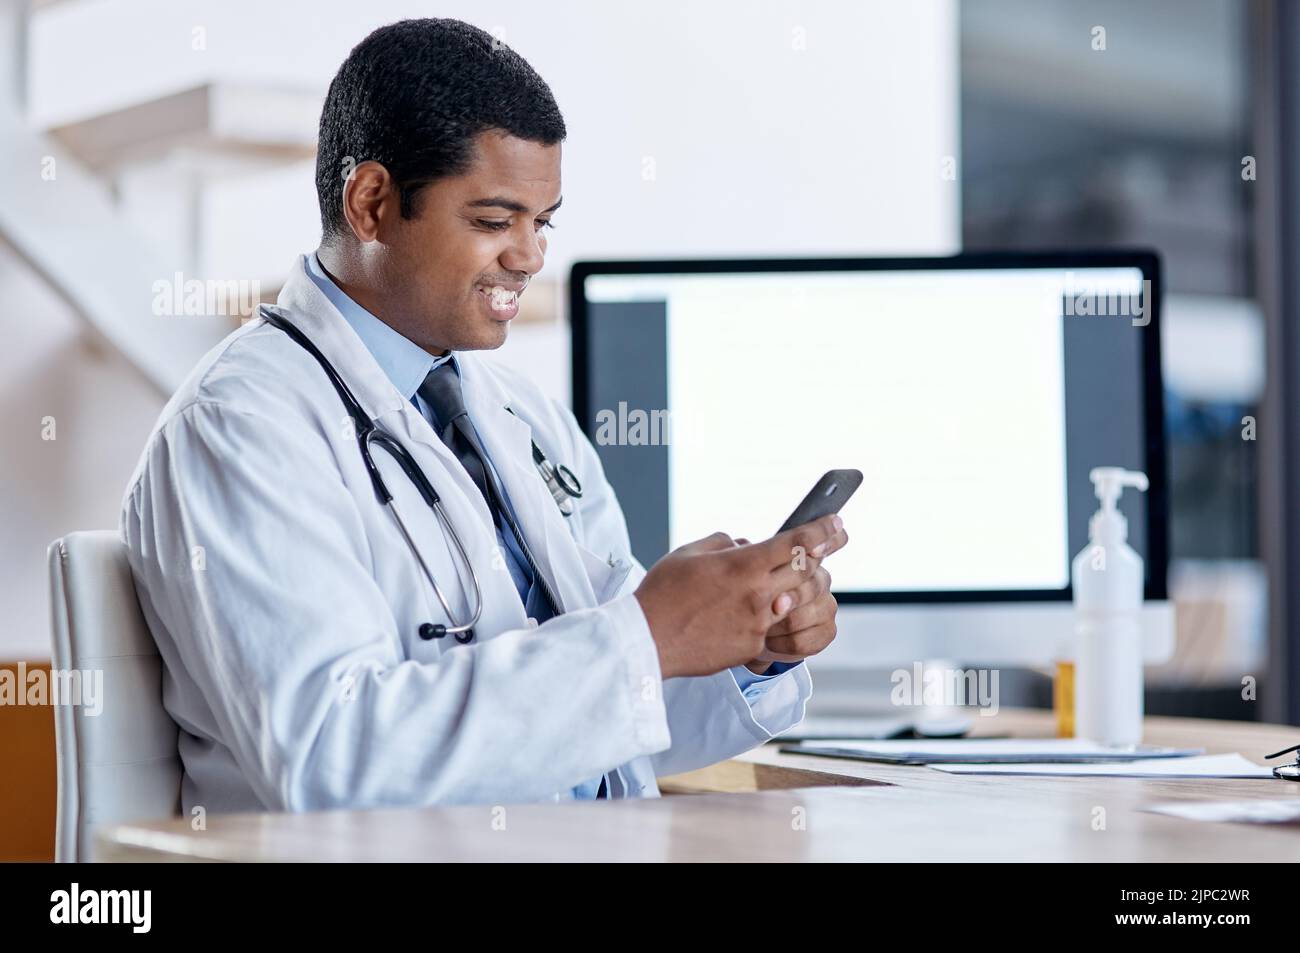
[
  {"xmin": 419, "ymin": 622, "xmax": 474, "ymax": 644},
  {"xmin": 1266, "ymin": 743, "xmax": 1300, "ymax": 780}
]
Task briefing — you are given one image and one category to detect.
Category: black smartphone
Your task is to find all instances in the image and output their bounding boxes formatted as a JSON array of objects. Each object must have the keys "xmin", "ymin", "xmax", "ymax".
[{"xmin": 777, "ymin": 469, "xmax": 863, "ymax": 533}]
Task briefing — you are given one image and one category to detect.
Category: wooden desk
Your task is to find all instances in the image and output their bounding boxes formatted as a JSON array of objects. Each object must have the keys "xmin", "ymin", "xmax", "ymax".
[{"xmin": 96, "ymin": 709, "xmax": 1300, "ymax": 862}]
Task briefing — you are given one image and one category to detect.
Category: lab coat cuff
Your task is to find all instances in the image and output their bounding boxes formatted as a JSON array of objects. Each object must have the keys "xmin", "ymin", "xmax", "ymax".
[
  {"xmin": 730, "ymin": 659, "xmax": 799, "ymax": 696},
  {"xmin": 729, "ymin": 660, "xmax": 814, "ymax": 740},
  {"xmin": 603, "ymin": 592, "xmax": 672, "ymax": 755}
]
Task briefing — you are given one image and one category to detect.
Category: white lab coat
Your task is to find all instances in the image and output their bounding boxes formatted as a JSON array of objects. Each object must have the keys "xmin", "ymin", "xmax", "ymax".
[{"xmin": 121, "ymin": 254, "xmax": 812, "ymax": 814}]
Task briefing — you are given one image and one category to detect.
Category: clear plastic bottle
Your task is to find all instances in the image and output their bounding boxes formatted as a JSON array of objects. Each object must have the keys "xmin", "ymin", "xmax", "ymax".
[{"xmin": 1072, "ymin": 467, "xmax": 1148, "ymax": 746}]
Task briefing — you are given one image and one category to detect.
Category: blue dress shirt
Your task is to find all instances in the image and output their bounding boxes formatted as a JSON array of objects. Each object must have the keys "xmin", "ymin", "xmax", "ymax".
[{"xmin": 304, "ymin": 252, "xmax": 796, "ymax": 796}]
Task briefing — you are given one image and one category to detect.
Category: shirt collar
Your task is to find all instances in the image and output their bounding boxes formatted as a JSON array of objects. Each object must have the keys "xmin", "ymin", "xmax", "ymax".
[{"xmin": 305, "ymin": 251, "xmax": 454, "ymax": 401}]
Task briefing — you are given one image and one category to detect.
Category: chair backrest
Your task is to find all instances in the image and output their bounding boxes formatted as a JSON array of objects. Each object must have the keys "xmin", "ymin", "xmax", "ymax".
[{"xmin": 48, "ymin": 531, "xmax": 181, "ymax": 862}]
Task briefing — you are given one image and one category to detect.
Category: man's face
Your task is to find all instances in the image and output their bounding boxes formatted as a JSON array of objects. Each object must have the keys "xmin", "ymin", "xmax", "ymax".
[{"xmin": 377, "ymin": 129, "xmax": 562, "ymax": 353}]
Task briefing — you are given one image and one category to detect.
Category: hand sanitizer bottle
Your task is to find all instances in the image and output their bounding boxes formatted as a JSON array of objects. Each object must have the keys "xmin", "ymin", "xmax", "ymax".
[{"xmin": 1073, "ymin": 467, "xmax": 1148, "ymax": 747}]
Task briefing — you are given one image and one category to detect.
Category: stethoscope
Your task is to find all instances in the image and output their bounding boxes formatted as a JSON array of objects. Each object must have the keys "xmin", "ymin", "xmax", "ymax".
[
  {"xmin": 1266, "ymin": 744, "xmax": 1300, "ymax": 781},
  {"xmin": 258, "ymin": 305, "xmax": 582, "ymax": 645}
]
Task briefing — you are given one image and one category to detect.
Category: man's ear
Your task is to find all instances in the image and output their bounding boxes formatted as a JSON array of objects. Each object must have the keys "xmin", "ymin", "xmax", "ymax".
[{"xmin": 341, "ymin": 161, "xmax": 397, "ymax": 243}]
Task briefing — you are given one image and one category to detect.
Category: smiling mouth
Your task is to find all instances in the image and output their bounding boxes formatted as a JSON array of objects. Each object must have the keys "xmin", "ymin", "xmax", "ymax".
[{"xmin": 477, "ymin": 285, "xmax": 521, "ymax": 312}]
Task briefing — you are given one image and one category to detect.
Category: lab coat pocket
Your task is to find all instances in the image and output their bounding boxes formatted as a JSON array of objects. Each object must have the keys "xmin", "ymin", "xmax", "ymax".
[{"xmin": 575, "ymin": 545, "xmax": 634, "ymax": 605}]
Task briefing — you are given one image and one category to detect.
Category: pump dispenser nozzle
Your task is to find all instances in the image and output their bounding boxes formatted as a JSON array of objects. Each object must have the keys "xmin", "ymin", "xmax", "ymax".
[{"xmin": 1087, "ymin": 467, "xmax": 1149, "ymax": 544}]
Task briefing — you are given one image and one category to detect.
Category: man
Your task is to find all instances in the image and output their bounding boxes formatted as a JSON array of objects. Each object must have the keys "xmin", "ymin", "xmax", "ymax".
[{"xmin": 123, "ymin": 18, "xmax": 847, "ymax": 813}]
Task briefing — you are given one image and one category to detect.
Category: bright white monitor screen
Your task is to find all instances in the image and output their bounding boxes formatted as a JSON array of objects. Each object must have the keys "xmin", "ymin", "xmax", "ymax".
[{"xmin": 581, "ymin": 266, "xmax": 1148, "ymax": 594}]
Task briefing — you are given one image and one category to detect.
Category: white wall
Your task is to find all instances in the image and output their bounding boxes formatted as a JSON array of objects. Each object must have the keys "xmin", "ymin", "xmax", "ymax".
[
  {"xmin": 0, "ymin": 244, "xmax": 164, "ymax": 659},
  {"xmin": 30, "ymin": 0, "xmax": 960, "ymax": 294}
]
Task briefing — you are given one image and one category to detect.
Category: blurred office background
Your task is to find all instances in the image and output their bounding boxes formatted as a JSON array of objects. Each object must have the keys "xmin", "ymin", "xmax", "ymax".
[
  {"xmin": 2, "ymin": 0, "xmax": 1297, "ymax": 857},
  {"xmin": 961, "ymin": 0, "xmax": 1281, "ymax": 718}
]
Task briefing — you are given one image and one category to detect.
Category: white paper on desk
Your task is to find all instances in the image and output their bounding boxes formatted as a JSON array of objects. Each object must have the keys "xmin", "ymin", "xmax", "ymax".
[
  {"xmin": 776, "ymin": 716, "xmax": 912, "ymax": 741},
  {"xmin": 929, "ymin": 753, "xmax": 1274, "ymax": 778},
  {"xmin": 1143, "ymin": 798, "xmax": 1300, "ymax": 824},
  {"xmin": 787, "ymin": 738, "xmax": 1201, "ymax": 763},
  {"xmin": 776, "ymin": 715, "xmax": 973, "ymax": 741}
]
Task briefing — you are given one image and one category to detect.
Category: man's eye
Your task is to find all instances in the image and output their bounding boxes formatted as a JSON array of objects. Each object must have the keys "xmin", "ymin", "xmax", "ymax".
[{"xmin": 476, "ymin": 218, "xmax": 556, "ymax": 232}]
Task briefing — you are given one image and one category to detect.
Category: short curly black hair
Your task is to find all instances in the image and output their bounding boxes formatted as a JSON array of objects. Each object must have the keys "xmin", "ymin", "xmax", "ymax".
[{"xmin": 315, "ymin": 18, "xmax": 567, "ymax": 240}]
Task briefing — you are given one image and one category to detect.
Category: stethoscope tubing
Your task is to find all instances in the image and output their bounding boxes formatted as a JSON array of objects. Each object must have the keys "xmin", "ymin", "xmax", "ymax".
[
  {"xmin": 258, "ymin": 305, "xmax": 579, "ymax": 645},
  {"xmin": 389, "ymin": 495, "xmax": 482, "ymax": 641}
]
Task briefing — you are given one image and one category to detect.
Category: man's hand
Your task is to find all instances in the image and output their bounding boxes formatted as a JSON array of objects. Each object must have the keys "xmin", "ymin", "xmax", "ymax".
[
  {"xmin": 634, "ymin": 515, "xmax": 844, "ymax": 679},
  {"xmin": 739, "ymin": 519, "xmax": 847, "ymax": 674},
  {"xmin": 743, "ymin": 565, "xmax": 838, "ymax": 672}
]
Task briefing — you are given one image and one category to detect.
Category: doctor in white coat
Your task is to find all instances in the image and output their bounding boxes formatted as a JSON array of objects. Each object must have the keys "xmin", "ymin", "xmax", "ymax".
[{"xmin": 122, "ymin": 18, "xmax": 848, "ymax": 814}]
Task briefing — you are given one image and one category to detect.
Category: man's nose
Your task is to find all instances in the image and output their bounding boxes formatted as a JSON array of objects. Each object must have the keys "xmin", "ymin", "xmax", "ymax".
[{"xmin": 500, "ymin": 223, "xmax": 546, "ymax": 276}]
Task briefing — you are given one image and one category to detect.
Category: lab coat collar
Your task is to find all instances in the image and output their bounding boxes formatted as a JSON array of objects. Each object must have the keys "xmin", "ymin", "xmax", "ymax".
[
  {"xmin": 275, "ymin": 254, "xmax": 414, "ymax": 420},
  {"xmin": 302, "ymin": 250, "xmax": 453, "ymax": 402}
]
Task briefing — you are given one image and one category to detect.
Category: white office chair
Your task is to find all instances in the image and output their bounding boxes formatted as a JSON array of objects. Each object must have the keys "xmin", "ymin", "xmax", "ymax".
[{"xmin": 48, "ymin": 531, "xmax": 181, "ymax": 862}]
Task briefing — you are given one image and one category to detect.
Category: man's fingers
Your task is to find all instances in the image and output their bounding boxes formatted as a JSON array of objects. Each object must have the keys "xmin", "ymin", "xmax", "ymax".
[
  {"xmin": 767, "ymin": 551, "xmax": 834, "ymax": 604},
  {"xmin": 763, "ymin": 621, "xmax": 837, "ymax": 659},
  {"xmin": 753, "ymin": 647, "xmax": 804, "ymax": 665},
  {"xmin": 749, "ymin": 514, "xmax": 843, "ymax": 572},
  {"xmin": 770, "ymin": 567, "xmax": 831, "ymax": 619},
  {"xmin": 810, "ymin": 526, "xmax": 849, "ymax": 559},
  {"xmin": 766, "ymin": 601, "xmax": 820, "ymax": 638}
]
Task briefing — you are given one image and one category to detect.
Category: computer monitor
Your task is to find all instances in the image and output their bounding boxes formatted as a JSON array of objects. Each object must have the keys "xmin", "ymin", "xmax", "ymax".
[{"xmin": 570, "ymin": 252, "xmax": 1172, "ymax": 667}]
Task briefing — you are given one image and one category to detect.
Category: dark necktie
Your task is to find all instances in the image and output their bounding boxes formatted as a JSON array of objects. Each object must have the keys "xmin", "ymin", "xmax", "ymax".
[{"xmin": 417, "ymin": 360, "xmax": 563, "ymax": 618}]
